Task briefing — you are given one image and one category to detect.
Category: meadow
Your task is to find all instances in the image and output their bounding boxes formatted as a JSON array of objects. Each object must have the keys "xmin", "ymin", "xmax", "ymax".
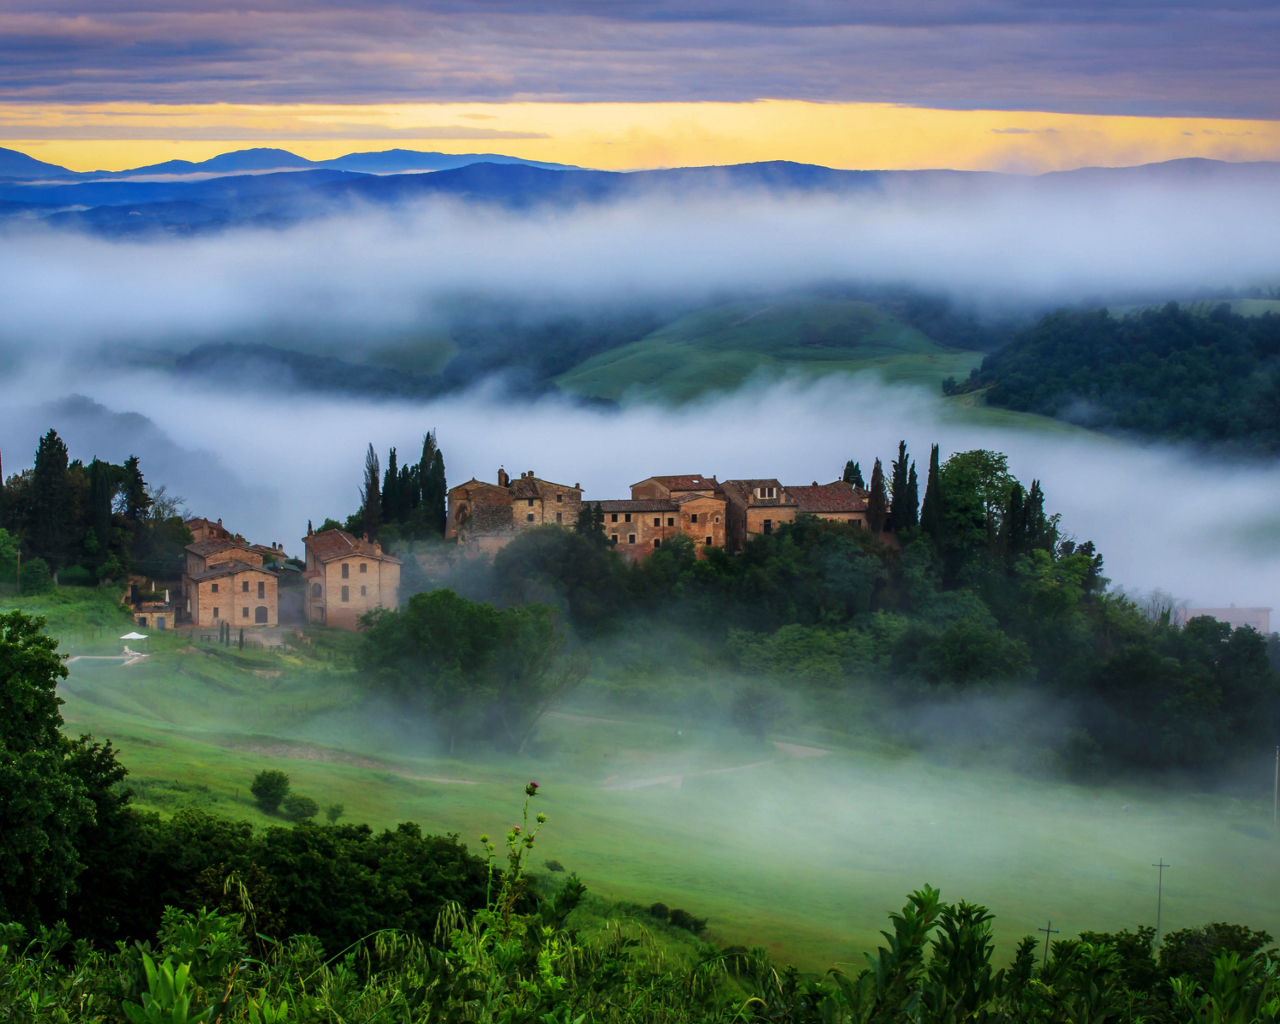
[{"xmin": 34, "ymin": 596, "xmax": 1280, "ymax": 974}]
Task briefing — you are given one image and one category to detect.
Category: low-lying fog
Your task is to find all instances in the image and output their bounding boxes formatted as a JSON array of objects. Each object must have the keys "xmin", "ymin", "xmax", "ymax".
[
  {"xmin": 3, "ymin": 371, "xmax": 1279, "ymax": 612},
  {"xmin": 1, "ymin": 178, "xmax": 1278, "ymax": 610}
]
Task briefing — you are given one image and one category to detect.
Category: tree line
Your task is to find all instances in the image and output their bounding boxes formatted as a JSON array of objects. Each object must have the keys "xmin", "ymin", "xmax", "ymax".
[
  {"xmin": 0, "ymin": 429, "xmax": 190, "ymax": 588},
  {"xmin": 315, "ymin": 431, "xmax": 446, "ymax": 543},
  {"xmin": 949, "ymin": 302, "xmax": 1280, "ymax": 452},
  {"xmin": 429, "ymin": 441, "xmax": 1277, "ymax": 777}
]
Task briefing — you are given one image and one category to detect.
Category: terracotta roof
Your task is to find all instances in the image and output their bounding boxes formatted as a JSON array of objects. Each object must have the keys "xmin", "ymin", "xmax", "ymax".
[
  {"xmin": 189, "ymin": 560, "xmax": 278, "ymax": 582},
  {"xmin": 509, "ymin": 477, "xmax": 540, "ymax": 499},
  {"xmin": 788, "ymin": 481, "xmax": 868, "ymax": 514},
  {"xmin": 720, "ymin": 480, "xmax": 797, "ymax": 506},
  {"xmin": 185, "ymin": 538, "xmax": 247, "ymax": 558},
  {"xmin": 183, "ymin": 517, "xmax": 222, "ymax": 529},
  {"xmin": 671, "ymin": 492, "xmax": 725, "ymax": 506},
  {"xmin": 633, "ymin": 474, "xmax": 719, "ymax": 492},
  {"xmin": 302, "ymin": 528, "xmax": 402, "ymax": 564},
  {"xmin": 600, "ymin": 499, "xmax": 678, "ymax": 513}
]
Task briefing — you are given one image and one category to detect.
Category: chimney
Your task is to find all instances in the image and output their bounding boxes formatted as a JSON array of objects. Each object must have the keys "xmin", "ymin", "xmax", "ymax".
[
  {"xmin": 498, "ymin": 468, "xmax": 508, "ymax": 486},
  {"xmin": 217, "ymin": 518, "xmax": 222, "ymax": 525}
]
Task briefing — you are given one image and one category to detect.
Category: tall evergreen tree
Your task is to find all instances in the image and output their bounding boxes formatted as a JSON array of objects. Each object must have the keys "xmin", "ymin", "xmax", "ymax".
[
  {"xmin": 361, "ymin": 444, "xmax": 382, "ymax": 540},
  {"xmin": 843, "ymin": 460, "xmax": 865, "ymax": 488},
  {"xmin": 867, "ymin": 458, "xmax": 887, "ymax": 535},
  {"xmin": 120, "ymin": 456, "xmax": 150, "ymax": 524},
  {"xmin": 889, "ymin": 441, "xmax": 915, "ymax": 531},
  {"xmin": 30, "ymin": 430, "xmax": 73, "ymax": 570},
  {"xmin": 381, "ymin": 447, "xmax": 399, "ymax": 525},
  {"xmin": 920, "ymin": 444, "xmax": 946, "ymax": 543},
  {"xmin": 86, "ymin": 460, "xmax": 116, "ymax": 567},
  {"xmin": 421, "ymin": 432, "xmax": 446, "ymax": 536},
  {"xmin": 1001, "ymin": 482, "xmax": 1025, "ymax": 557},
  {"xmin": 905, "ymin": 461, "xmax": 920, "ymax": 527}
]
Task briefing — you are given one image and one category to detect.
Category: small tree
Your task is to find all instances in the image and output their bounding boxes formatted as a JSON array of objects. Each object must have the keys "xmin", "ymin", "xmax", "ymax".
[
  {"xmin": 843, "ymin": 460, "xmax": 865, "ymax": 488},
  {"xmin": 281, "ymin": 793, "xmax": 319, "ymax": 822},
  {"xmin": 19, "ymin": 557, "xmax": 53, "ymax": 595},
  {"xmin": 250, "ymin": 769, "xmax": 290, "ymax": 814},
  {"xmin": 325, "ymin": 802, "xmax": 344, "ymax": 824}
]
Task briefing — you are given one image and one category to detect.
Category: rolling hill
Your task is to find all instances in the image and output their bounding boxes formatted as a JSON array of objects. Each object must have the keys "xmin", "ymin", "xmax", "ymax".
[{"xmin": 553, "ymin": 298, "xmax": 985, "ymax": 403}]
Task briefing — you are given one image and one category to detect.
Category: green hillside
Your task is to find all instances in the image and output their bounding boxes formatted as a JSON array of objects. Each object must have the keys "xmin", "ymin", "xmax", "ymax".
[{"xmin": 554, "ymin": 298, "xmax": 983, "ymax": 403}]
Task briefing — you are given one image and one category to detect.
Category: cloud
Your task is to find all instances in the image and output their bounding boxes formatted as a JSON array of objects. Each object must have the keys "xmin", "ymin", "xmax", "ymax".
[
  {"xmin": 0, "ymin": 123, "xmax": 550, "ymax": 141},
  {"xmin": 0, "ymin": 2, "xmax": 1277, "ymax": 116}
]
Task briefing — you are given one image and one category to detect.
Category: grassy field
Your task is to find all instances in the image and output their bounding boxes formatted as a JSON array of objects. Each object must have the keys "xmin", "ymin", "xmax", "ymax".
[
  {"xmin": 29, "ymin": 606, "xmax": 1280, "ymax": 974},
  {"xmin": 554, "ymin": 298, "xmax": 983, "ymax": 404}
]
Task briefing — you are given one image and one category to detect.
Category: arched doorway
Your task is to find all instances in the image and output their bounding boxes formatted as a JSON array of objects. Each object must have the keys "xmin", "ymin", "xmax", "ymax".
[{"xmin": 254, "ymin": 606, "xmax": 268, "ymax": 623}]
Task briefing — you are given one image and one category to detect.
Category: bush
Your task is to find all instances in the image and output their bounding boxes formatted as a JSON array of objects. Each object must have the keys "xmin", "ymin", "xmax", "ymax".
[
  {"xmin": 19, "ymin": 557, "xmax": 53, "ymax": 595},
  {"xmin": 250, "ymin": 769, "xmax": 290, "ymax": 815},
  {"xmin": 545, "ymin": 859, "xmax": 565, "ymax": 873},
  {"xmin": 668, "ymin": 908, "xmax": 707, "ymax": 934},
  {"xmin": 1159, "ymin": 922, "xmax": 1274, "ymax": 984},
  {"xmin": 58, "ymin": 565, "xmax": 94, "ymax": 587},
  {"xmin": 281, "ymin": 794, "xmax": 319, "ymax": 821},
  {"xmin": 648, "ymin": 902, "xmax": 670, "ymax": 921}
]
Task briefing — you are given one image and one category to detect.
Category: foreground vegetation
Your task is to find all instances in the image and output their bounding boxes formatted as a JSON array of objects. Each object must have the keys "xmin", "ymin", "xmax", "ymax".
[{"xmin": 5, "ymin": 607, "xmax": 1279, "ymax": 1023}]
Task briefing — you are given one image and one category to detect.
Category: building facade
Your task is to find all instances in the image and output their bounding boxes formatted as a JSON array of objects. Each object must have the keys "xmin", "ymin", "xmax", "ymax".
[
  {"xmin": 446, "ymin": 470, "xmax": 584, "ymax": 554},
  {"xmin": 186, "ymin": 561, "xmax": 279, "ymax": 628},
  {"xmin": 719, "ymin": 479, "xmax": 799, "ymax": 552},
  {"xmin": 787, "ymin": 481, "xmax": 869, "ymax": 527},
  {"xmin": 301, "ymin": 528, "xmax": 402, "ymax": 630}
]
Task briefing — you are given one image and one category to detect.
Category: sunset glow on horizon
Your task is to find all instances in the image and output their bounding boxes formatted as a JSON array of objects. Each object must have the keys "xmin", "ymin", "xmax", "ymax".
[{"xmin": 5, "ymin": 100, "xmax": 1279, "ymax": 174}]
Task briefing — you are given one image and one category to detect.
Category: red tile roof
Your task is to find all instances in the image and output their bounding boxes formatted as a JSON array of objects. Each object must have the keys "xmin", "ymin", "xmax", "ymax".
[
  {"xmin": 189, "ymin": 560, "xmax": 278, "ymax": 582},
  {"xmin": 186, "ymin": 538, "xmax": 247, "ymax": 558},
  {"xmin": 634, "ymin": 474, "xmax": 719, "ymax": 492},
  {"xmin": 788, "ymin": 481, "xmax": 867, "ymax": 514},
  {"xmin": 302, "ymin": 528, "xmax": 401, "ymax": 564},
  {"xmin": 600, "ymin": 499, "xmax": 678, "ymax": 513}
]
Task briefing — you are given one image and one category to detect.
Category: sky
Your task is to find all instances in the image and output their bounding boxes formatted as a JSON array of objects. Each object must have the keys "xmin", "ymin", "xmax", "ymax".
[{"xmin": 2, "ymin": 1, "xmax": 1279, "ymax": 172}]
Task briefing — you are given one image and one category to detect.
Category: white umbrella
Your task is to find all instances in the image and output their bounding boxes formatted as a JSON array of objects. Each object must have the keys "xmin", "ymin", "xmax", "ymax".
[{"xmin": 119, "ymin": 631, "xmax": 148, "ymax": 640}]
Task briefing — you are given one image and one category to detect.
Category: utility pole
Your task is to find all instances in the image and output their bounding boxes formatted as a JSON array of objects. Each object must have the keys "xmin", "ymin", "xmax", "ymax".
[
  {"xmin": 1153, "ymin": 859, "xmax": 1170, "ymax": 942},
  {"xmin": 1037, "ymin": 920, "xmax": 1060, "ymax": 967}
]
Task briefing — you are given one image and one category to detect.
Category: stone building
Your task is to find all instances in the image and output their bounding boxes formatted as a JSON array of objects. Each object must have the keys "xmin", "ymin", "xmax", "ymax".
[
  {"xmin": 301, "ymin": 528, "xmax": 402, "ymax": 630},
  {"xmin": 186, "ymin": 560, "xmax": 279, "ymax": 628},
  {"xmin": 446, "ymin": 470, "xmax": 583, "ymax": 555},
  {"xmin": 787, "ymin": 481, "xmax": 869, "ymax": 527},
  {"xmin": 719, "ymin": 479, "xmax": 799, "ymax": 552},
  {"xmin": 183, "ymin": 517, "xmax": 233, "ymax": 545},
  {"xmin": 585, "ymin": 474, "xmax": 729, "ymax": 560},
  {"xmin": 185, "ymin": 538, "xmax": 263, "ymax": 578}
]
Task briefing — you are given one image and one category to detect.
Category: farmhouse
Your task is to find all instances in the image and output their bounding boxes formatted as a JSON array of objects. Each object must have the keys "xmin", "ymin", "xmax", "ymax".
[
  {"xmin": 186, "ymin": 560, "xmax": 279, "ymax": 628},
  {"xmin": 446, "ymin": 470, "xmax": 583, "ymax": 555},
  {"xmin": 719, "ymin": 479, "xmax": 799, "ymax": 552},
  {"xmin": 301, "ymin": 528, "xmax": 402, "ymax": 630},
  {"xmin": 786, "ymin": 480, "xmax": 869, "ymax": 527}
]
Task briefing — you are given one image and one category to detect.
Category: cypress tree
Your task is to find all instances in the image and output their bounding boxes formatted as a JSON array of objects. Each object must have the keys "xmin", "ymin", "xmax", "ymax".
[
  {"xmin": 360, "ymin": 444, "xmax": 381, "ymax": 540},
  {"xmin": 87, "ymin": 459, "xmax": 115, "ymax": 567},
  {"xmin": 121, "ymin": 455, "xmax": 150, "ymax": 524},
  {"xmin": 843, "ymin": 460, "xmax": 865, "ymax": 488},
  {"xmin": 867, "ymin": 458, "xmax": 887, "ymax": 536},
  {"xmin": 426, "ymin": 449, "xmax": 446, "ymax": 536},
  {"xmin": 30, "ymin": 430, "xmax": 73, "ymax": 570},
  {"xmin": 381, "ymin": 447, "xmax": 398, "ymax": 525},
  {"xmin": 1001, "ymin": 482, "xmax": 1025, "ymax": 557},
  {"xmin": 905, "ymin": 461, "xmax": 920, "ymax": 528},
  {"xmin": 890, "ymin": 442, "xmax": 911, "ymax": 532},
  {"xmin": 920, "ymin": 444, "xmax": 946, "ymax": 543},
  {"xmin": 1025, "ymin": 480, "xmax": 1048, "ymax": 550}
]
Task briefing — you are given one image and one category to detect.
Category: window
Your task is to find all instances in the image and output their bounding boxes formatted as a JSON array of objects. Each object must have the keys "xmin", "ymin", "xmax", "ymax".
[
  {"xmin": 138, "ymin": 616, "xmax": 146, "ymax": 627},
  {"xmin": 360, "ymin": 563, "xmax": 367, "ymax": 573},
  {"xmin": 705, "ymin": 536, "xmax": 712, "ymax": 546},
  {"xmin": 213, "ymin": 607, "xmax": 220, "ymax": 619},
  {"xmin": 360, "ymin": 585, "xmax": 367, "ymax": 596},
  {"xmin": 654, "ymin": 538, "xmax": 661, "ymax": 547},
  {"xmin": 242, "ymin": 580, "xmax": 249, "ymax": 592},
  {"xmin": 211, "ymin": 583, "xmax": 219, "ymax": 593},
  {"xmin": 311, "ymin": 583, "xmax": 321, "ymax": 598},
  {"xmin": 527, "ymin": 498, "xmax": 534, "ymax": 507},
  {"xmin": 556, "ymin": 512, "xmax": 562, "ymax": 523},
  {"xmin": 527, "ymin": 513, "xmax": 535, "ymax": 522},
  {"xmin": 716, "ymin": 516, "xmax": 721, "ymax": 523},
  {"xmin": 691, "ymin": 513, "xmax": 698, "ymax": 523},
  {"xmin": 242, "ymin": 606, "xmax": 249, "ymax": 618},
  {"xmin": 611, "ymin": 513, "xmax": 618, "ymax": 523},
  {"xmin": 668, "ymin": 517, "xmax": 675, "ymax": 526},
  {"xmin": 610, "ymin": 534, "xmax": 618, "ymax": 544},
  {"xmin": 763, "ymin": 519, "xmax": 773, "ymax": 535},
  {"xmin": 628, "ymin": 534, "xmax": 636, "ymax": 544},
  {"xmin": 341, "ymin": 563, "xmax": 350, "ymax": 579},
  {"xmin": 624, "ymin": 513, "xmax": 632, "ymax": 523},
  {"xmin": 258, "ymin": 581, "xmax": 265, "ymax": 598},
  {"xmin": 341, "ymin": 585, "xmax": 350, "ymax": 602},
  {"xmin": 556, "ymin": 494, "xmax": 563, "ymax": 502},
  {"xmin": 653, "ymin": 517, "xmax": 660, "ymax": 527}
]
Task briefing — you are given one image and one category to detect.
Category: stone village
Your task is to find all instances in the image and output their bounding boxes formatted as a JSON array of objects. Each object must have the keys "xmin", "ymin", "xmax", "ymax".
[{"xmin": 136, "ymin": 472, "xmax": 884, "ymax": 637}]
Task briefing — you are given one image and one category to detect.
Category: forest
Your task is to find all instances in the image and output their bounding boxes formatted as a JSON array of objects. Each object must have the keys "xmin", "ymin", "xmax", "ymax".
[{"xmin": 952, "ymin": 303, "xmax": 1280, "ymax": 451}]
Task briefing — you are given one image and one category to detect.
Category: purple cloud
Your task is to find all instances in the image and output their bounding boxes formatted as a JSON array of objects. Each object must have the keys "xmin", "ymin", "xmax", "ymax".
[{"xmin": 0, "ymin": 1, "xmax": 1276, "ymax": 117}]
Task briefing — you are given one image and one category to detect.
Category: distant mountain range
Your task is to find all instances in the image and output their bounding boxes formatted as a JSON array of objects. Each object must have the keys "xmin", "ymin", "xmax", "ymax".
[
  {"xmin": 0, "ymin": 145, "xmax": 577, "ymax": 181},
  {"xmin": 0, "ymin": 147, "xmax": 1276, "ymax": 237}
]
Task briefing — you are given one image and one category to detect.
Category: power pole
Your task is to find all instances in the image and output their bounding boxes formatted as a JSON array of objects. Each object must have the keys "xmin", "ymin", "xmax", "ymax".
[
  {"xmin": 1037, "ymin": 919, "xmax": 1060, "ymax": 967},
  {"xmin": 1153, "ymin": 859, "xmax": 1170, "ymax": 941}
]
